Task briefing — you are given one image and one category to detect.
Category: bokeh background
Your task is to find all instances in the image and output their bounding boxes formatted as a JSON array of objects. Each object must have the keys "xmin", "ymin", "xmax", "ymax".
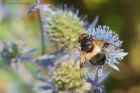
[{"xmin": 0, "ymin": 0, "xmax": 140, "ymax": 93}]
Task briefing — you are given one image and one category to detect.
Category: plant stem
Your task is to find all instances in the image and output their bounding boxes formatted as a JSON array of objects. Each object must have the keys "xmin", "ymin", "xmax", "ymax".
[
  {"xmin": 36, "ymin": 7, "xmax": 45, "ymax": 55},
  {"xmin": 91, "ymin": 67, "xmax": 100, "ymax": 93}
]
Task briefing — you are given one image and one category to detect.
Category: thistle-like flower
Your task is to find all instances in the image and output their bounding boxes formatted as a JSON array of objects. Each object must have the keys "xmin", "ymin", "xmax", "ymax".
[
  {"xmin": 80, "ymin": 24, "xmax": 128, "ymax": 82},
  {"xmin": 89, "ymin": 25, "xmax": 128, "ymax": 71},
  {"xmin": 35, "ymin": 4, "xmax": 86, "ymax": 50},
  {"xmin": 0, "ymin": 42, "xmax": 20, "ymax": 65},
  {"xmin": 52, "ymin": 60, "xmax": 90, "ymax": 93},
  {"xmin": 0, "ymin": 41, "xmax": 38, "ymax": 66},
  {"xmin": 92, "ymin": 26, "xmax": 123, "ymax": 47}
]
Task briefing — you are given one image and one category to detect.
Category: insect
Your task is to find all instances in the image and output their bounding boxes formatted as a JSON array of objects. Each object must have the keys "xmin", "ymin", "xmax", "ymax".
[{"xmin": 78, "ymin": 33, "xmax": 109, "ymax": 79}]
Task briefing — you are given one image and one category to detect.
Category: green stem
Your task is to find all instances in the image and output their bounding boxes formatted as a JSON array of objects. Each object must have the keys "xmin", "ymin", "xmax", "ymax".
[{"xmin": 37, "ymin": 10, "xmax": 45, "ymax": 55}]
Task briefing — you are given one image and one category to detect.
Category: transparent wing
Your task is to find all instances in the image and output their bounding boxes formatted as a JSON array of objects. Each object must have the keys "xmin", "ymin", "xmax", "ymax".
[
  {"xmin": 80, "ymin": 51, "xmax": 97, "ymax": 80},
  {"xmin": 83, "ymin": 61, "xmax": 97, "ymax": 80},
  {"xmin": 81, "ymin": 51, "xmax": 109, "ymax": 81}
]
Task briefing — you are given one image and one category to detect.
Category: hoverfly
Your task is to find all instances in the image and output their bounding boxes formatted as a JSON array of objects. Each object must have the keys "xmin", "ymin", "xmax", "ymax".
[{"xmin": 78, "ymin": 33, "xmax": 109, "ymax": 79}]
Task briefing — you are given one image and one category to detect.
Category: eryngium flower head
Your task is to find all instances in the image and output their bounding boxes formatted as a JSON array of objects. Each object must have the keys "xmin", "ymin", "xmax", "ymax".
[
  {"xmin": 0, "ymin": 42, "xmax": 19, "ymax": 64},
  {"xmin": 92, "ymin": 26, "xmax": 123, "ymax": 47},
  {"xmin": 38, "ymin": 4, "xmax": 86, "ymax": 49},
  {"xmin": 86, "ymin": 25, "xmax": 128, "ymax": 71},
  {"xmin": 52, "ymin": 61, "xmax": 90, "ymax": 92},
  {"xmin": 0, "ymin": 41, "xmax": 36, "ymax": 65}
]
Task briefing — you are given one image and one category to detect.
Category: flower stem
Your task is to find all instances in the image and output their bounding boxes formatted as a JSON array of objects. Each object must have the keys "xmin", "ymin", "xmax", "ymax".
[
  {"xmin": 36, "ymin": 0, "xmax": 45, "ymax": 55},
  {"xmin": 91, "ymin": 67, "xmax": 100, "ymax": 93}
]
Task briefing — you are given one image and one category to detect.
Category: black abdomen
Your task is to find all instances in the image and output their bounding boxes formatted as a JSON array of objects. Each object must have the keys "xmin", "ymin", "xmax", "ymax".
[{"xmin": 90, "ymin": 53, "xmax": 106, "ymax": 66}]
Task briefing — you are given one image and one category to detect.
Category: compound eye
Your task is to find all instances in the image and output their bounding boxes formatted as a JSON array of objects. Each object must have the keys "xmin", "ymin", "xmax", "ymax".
[
  {"xmin": 78, "ymin": 33, "xmax": 89, "ymax": 43},
  {"xmin": 81, "ymin": 39, "xmax": 90, "ymax": 47}
]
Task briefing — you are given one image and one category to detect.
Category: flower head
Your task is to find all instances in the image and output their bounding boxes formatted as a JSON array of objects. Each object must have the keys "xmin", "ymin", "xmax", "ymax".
[
  {"xmin": 91, "ymin": 26, "xmax": 123, "ymax": 47},
  {"xmin": 0, "ymin": 41, "xmax": 37, "ymax": 66},
  {"xmin": 0, "ymin": 42, "xmax": 20, "ymax": 65},
  {"xmin": 36, "ymin": 4, "xmax": 86, "ymax": 50},
  {"xmin": 86, "ymin": 25, "xmax": 128, "ymax": 71},
  {"xmin": 52, "ymin": 60, "xmax": 89, "ymax": 92}
]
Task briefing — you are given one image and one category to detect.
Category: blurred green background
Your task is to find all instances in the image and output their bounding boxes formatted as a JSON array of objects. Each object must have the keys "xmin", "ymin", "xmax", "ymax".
[{"xmin": 0, "ymin": 0, "xmax": 140, "ymax": 93}]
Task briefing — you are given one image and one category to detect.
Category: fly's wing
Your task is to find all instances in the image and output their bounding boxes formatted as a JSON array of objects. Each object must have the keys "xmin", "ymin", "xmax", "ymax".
[
  {"xmin": 83, "ymin": 61, "xmax": 110, "ymax": 82},
  {"xmin": 82, "ymin": 60, "xmax": 97, "ymax": 80},
  {"xmin": 80, "ymin": 51, "xmax": 99, "ymax": 80}
]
